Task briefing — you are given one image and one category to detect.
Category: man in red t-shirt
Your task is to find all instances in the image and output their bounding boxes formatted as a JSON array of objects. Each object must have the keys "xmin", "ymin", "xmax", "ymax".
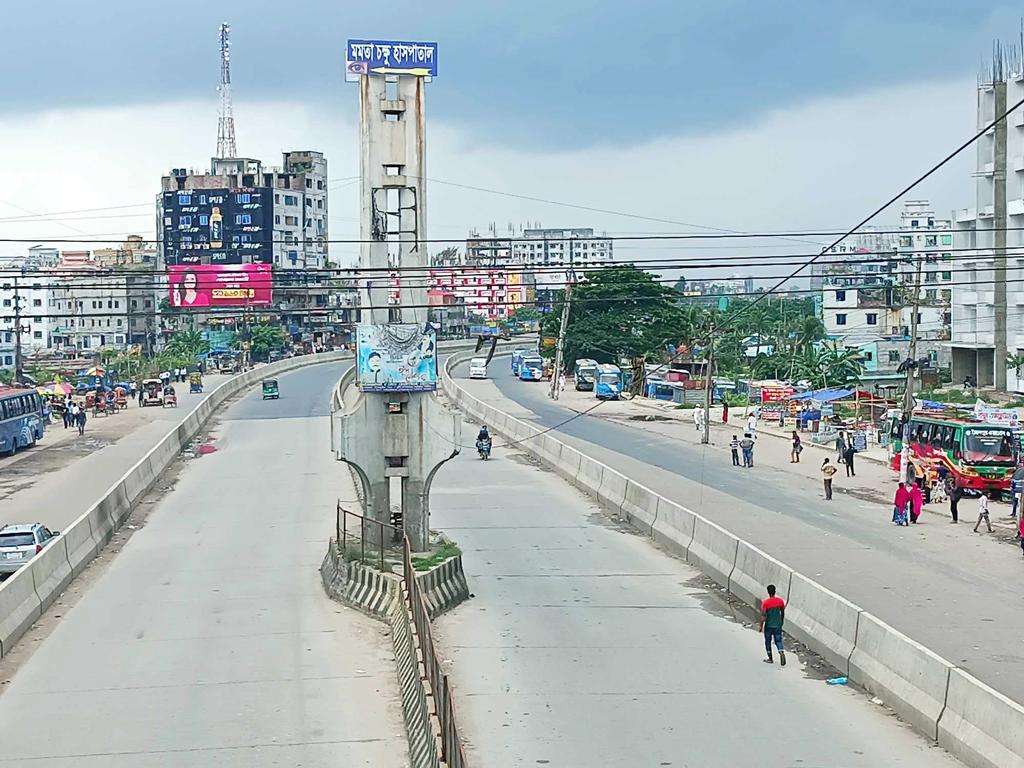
[{"xmin": 759, "ymin": 584, "xmax": 786, "ymax": 666}]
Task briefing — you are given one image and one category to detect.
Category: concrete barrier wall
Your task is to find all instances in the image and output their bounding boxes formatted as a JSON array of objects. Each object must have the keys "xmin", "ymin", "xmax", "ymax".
[
  {"xmin": 785, "ymin": 573, "xmax": 861, "ymax": 676},
  {"xmin": 849, "ymin": 612, "xmax": 953, "ymax": 741},
  {"xmin": 0, "ymin": 352, "xmax": 350, "ymax": 660},
  {"xmin": 686, "ymin": 516, "xmax": 739, "ymax": 589},
  {"xmin": 439, "ymin": 354, "xmax": 1024, "ymax": 766},
  {"xmin": 938, "ymin": 668, "xmax": 1024, "ymax": 768},
  {"xmin": 728, "ymin": 541, "xmax": 793, "ymax": 613}
]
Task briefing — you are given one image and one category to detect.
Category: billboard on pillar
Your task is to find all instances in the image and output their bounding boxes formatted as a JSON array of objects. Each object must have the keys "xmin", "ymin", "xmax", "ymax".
[
  {"xmin": 356, "ymin": 324, "xmax": 437, "ymax": 392},
  {"xmin": 345, "ymin": 39, "xmax": 438, "ymax": 80}
]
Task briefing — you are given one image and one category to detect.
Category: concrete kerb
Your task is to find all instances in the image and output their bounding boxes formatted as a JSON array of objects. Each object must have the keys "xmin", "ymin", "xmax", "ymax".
[
  {"xmin": 31, "ymin": 536, "xmax": 73, "ymax": 612},
  {"xmin": 651, "ymin": 499, "xmax": 696, "ymax": 559},
  {"xmin": 728, "ymin": 541, "xmax": 793, "ymax": 614},
  {"xmin": 686, "ymin": 516, "xmax": 739, "ymax": 590},
  {"xmin": 938, "ymin": 668, "xmax": 1024, "ymax": 768},
  {"xmin": 619, "ymin": 478, "xmax": 659, "ymax": 534},
  {"xmin": 849, "ymin": 611, "xmax": 953, "ymax": 741},
  {"xmin": 62, "ymin": 508, "xmax": 100, "ymax": 578},
  {"xmin": 0, "ymin": 566, "xmax": 42, "ymax": 659},
  {"xmin": 785, "ymin": 572, "xmax": 861, "ymax": 676}
]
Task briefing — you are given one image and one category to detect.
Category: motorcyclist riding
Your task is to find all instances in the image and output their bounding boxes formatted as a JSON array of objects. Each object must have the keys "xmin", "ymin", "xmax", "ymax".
[{"xmin": 476, "ymin": 425, "xmax": 492, "ymax": 459}]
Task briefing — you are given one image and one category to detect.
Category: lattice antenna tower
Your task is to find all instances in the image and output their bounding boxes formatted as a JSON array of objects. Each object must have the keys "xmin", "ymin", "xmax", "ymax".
[{"xmin": 216, "ymin": 22, "xmax": 237, "ymax": 158}]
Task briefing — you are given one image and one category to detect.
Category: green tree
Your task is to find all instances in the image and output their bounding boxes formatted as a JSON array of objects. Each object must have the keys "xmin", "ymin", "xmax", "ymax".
[
  {"xmin": 249, "ymin": 325, "xmax": 287, "ymax": 359},
  {"xmin": 166, "ymin": 330, "xmax": 209, "ymax": 358},
  {"xmin": 540, "ymin": 265, "xmax": 690, "ymax": 367},
  {"xmin": 508, "ymin": 306, "xmax": 542, "ymax": 323}
]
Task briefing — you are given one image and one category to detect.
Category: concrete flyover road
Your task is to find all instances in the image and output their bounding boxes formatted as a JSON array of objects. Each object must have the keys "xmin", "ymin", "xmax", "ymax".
[
  {"xmin": 0, "ymin": 373, "xmax": 232, "ymax": 533},
  {"xmin": 430, "ymin": 425, "xmax": 961, "ymax": 767},
  {"xmin": 0, "ymin": 362, "xmax": 408, "ymax": 767},
  {"xmin": 453, "ymin": 361, "xmax": 1024, "ymax": 708}
]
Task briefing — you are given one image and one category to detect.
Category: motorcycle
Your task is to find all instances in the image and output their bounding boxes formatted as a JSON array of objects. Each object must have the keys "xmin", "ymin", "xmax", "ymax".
[{"xmin": 476, "ymin": 437, "xmax": 492, "ymax": 460}]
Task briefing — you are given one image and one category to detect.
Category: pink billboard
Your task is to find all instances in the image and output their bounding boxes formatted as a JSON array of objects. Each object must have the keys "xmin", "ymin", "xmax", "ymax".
[{"xmin": 167, "ymin": 264, "xmax": 273, "ymax": 308}]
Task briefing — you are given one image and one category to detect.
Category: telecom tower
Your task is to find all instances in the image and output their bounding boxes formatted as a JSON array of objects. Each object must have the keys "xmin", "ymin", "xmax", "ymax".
[{"xmin": 216, "ymin": 22, "xmax": 237, "ymax": 159}]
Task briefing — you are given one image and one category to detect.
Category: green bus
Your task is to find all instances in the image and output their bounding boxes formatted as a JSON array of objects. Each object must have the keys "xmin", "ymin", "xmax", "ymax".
[{"xmin": 890, "ymin": 414, "xmax": 1017, "ymax": 492}]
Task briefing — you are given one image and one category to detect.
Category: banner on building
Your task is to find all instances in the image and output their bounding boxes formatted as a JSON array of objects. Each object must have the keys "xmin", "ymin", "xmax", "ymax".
[
  {"xmin": 974, "ymin": 400, "xmax": 1020, "ymax": 428},
  {"xmin": 345, "ymin": 39, "xmax": 438, "ymax": 80},
  {"xmin": 167, "ymin": 264, "xmax": 273, "ymax": 308},
  {"xmin": 356, "ymin": 324, "xmax": 437, "ymax": 392}
]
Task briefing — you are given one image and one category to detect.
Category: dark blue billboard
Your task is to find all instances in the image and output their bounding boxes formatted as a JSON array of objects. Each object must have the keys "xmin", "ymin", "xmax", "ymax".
[{"xmin": 161, "ymin": 188, "xmax": 273, "ymax": 267}]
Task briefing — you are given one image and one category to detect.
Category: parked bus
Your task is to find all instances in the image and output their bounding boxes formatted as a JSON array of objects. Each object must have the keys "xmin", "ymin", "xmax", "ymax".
[
  {"xmin": 519, "ymin": 355, "xmax": 545, "ymax": 381},
  {"xmin": 891, "ymin": 413, "xmax": 1017, "ymax": 492},
  {"xmin": 574, "ymin": 359, "xmax": 598, "ymax": 391},
  {"xmin": 594, "ymin": 364, "xmax": 623, "ymax": 400},
  {"xmin": 0, "ymin": 389, "xmax": 45, "ymax": 456}
]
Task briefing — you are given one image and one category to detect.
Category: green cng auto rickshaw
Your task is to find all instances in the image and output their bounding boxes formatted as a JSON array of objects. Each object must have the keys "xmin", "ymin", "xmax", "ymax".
[{"xmin": 262, "ymin": 378, "xmax": 279, "ymax": 400}]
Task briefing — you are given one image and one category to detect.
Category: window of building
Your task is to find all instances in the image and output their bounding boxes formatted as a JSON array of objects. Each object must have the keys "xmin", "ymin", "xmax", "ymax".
[
  {"xmin": 862, "ymin": 351, "xmax": 873, "ymax": 361},
  {"xmin": 2, "ymin": 299, "xmax": 9, "ymax": 307},
  {"xmin": 107, "ymin": 300, "xmax": 113, "ymax": 309},
  {"xmin": 317, "ymin": 179, "xmax": 324, "ymax": 190},
  {"xmin": 835, "ymin": 313, "xmax": 847, "ymax": 325},
  {"xmin": 235, "ymin": 214, "xmax": 252, "ymax": 225},
  {"xmin": 926, "ymin": 271, "xmax": 938, "ymax": 283},
  {"xmin": 284, "ymin": 195, "xmax": 298, "ymax": 206},
  {"xmin": 180, "ymin": 215, "xmax": 192, "ymax": 227},
  {"xmin": 178, "ymin": 194, "xmax": 191, "ymax": 205},
  {"xmin": 199, "ymin": 194, "xmax": 207, "ymax": 205},
  {"xmin": 835, "ymin": 289, "xmax": 846, "ymax": 301},
  {"xmin": 32, "ymin": 298, "xmax": 41, "ymax": 306},
  {"xmin": 117, "ymin": 319, "xmax": 122, "ymax": 326},
  {"xmin": 941, "ymin": 234, "xmax": 952, "ymax": 245},
  {"xmin": 275, "ymin": 215, "xmax": 281, "ymax": 224},
  {"xmin": 866, "ymin": 313, "xmax": 877, "ymax": 325},
  {"xmin": 145, "ymin": 299, "xmax": 152, "ymax": 308},
  {"xmin": 888, "ymin": 350, "xmax": 901, "ymax": 363},
  {"xmin": 33, "ymin": 330, "xmax": 42, "ymax": 339},
  {"xmin": 941, "ymin": 271, "xmax": 952, "ymax": 281},
  {"xmin": 131, "ymin": 300, "xmax": 137, "ymax": 309},
  {"xmin": 305, "ymin": 179, "xmax": 312, "ymax": 189},
  {"xmin": 236, "ymin": 193, "xmax": 251, "ymax": 204},
  {"xmin": 926, "ymin": 289, "xmax": 937, "ymax": 301},
  {"xmin": 925, "ymin": 235, "xmax": 938, "ymax": 247},
  {"xmin": 199, "ymin": 214, "xmax": 208, "ymax": 226},
  {"xmin": 899, "ymin": 236, "xmax": 913, "ymax": 247},
  {"xmin": 384, "ymin": 112, "xmax": 399, "ymax": 122}
]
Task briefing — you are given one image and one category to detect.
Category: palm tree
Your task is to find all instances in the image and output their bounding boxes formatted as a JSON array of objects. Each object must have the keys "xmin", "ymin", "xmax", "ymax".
[
  {"xmin": 819, "ymin": 343, "xmax": 864, "ymax": 388},
  {"xmin": 166, "ymin": 330, "xmax": 209, "ymax": 358}
]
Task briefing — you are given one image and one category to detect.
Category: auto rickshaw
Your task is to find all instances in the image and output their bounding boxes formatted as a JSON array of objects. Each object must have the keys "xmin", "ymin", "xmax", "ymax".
[
  {"xmin": 262, "ymin": 378, "xmax": 279, "ymax": 400},
  {"xmin": 189, "ymin": 372, "xmax": 203, "ymax": 394},
  {"xmin": 162, "ymin": 384, "xmax": 178, "ymax": 408},
  {"xmin": 113, "ymin": 386, "xmax": 128, "ymax": 410},
  {"xmin": 141, "ymin": 378, "xmax": 163, "ymax": 407}
]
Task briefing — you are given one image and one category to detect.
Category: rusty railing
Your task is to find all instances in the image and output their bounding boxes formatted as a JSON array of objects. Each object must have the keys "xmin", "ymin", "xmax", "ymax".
[
  {"xmin": 404, "ymin": 538, "xmax": 469, "ymax": 768},
  {"xmin": 336, "ymin": 501, "xmax": 401, "ymax": 572}
]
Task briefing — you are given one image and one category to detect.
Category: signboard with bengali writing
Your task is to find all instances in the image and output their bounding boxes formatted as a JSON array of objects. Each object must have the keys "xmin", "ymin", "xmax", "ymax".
[
  {"xmin": 356, "ymin": 324, "xmax": 437, "ymax": 392},
  {"xmin": 974, "ymin": 402, "xmax": 1020, "ymax": 428},
  {"xmin": 760, "ymin": 386, "xmax": 794, "ymax": 403},
  {"xmin": 346, "ymin": 39, "xmax": 438, "ymax": 79},
  {"xmin": 167, "ymin": 264, "xmax": 273, "ymax": 308}
]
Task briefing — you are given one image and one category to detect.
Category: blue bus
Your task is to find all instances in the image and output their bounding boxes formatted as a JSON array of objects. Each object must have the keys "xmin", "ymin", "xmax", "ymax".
[
  {"xmin": 519, "ymin": 355, "xmax": 545, "ymax": 381},
  {"xmin": 595, "ymin": 364, "xmax": 623, "ymax": 400},
  {"xmin": 0, "ymin": 389, "xmax": 45, "ymax": 456}
]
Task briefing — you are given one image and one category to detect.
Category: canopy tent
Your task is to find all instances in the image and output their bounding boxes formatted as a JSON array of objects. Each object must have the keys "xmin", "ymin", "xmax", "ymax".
[{"xmin": 788, "ymin": 388, "xmax": 854, "ymax": 403}]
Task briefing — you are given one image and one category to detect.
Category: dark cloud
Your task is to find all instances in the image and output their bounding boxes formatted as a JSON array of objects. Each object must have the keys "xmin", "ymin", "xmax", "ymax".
[{"xmin": 0, "ymin": 0, "xmax": 1014, "ymax": 147}]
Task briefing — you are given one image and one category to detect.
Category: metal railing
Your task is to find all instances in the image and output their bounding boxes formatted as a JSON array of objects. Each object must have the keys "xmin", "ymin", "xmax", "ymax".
[
  {"xmin": 404, "ymin": 537, "xmax": 469, "ymax": 768},
  {"xmin": 336, "ymin": 502, "xmax": 402, "ymax": 572}
]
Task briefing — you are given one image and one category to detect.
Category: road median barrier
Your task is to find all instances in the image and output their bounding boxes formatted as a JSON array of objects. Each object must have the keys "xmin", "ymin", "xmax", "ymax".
[
  {"xmin": 849, "ymin": 611, "xmax": 953, "ymax": 741},
  {"xmin": 938, "ymin": 668, "xmax": 1024, "ymax": 768},
  {"xmin": 728, "ymin": 541, "xmax": 793, "ymax": 612},
  {"xmin": 650, "ymin": 499, "xmax": 696, "ymax": 558},
  {"xmin": 31, "ymin": 537, "xmax": 73, "ymax": 612},
  {"xmin": 785, "ymin": 572, "xmax": 860, "ymax": 676},
  {"xmin": 619, "ymin": 479, "xmax": 659, "ymax": 534},
  {"xmin": 686, "ymin": 516, "xmax": 739, "ymax": 589},
  {"xmin": 0, "ymin": 567, "xmax": 42, "ymax": 657}
]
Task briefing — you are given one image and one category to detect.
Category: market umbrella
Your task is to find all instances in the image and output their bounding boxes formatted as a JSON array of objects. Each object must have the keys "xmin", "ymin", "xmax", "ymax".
[
  {"xmin": 85, "ymin": 366, "xmax": 105, "ymax": 377},
  {"xmin": 49, "ymin": 382, "xmax": 73, "ymax": 395}
]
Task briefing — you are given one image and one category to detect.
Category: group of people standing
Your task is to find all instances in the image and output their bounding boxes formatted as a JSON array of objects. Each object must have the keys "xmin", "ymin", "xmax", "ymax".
[{"xmin": 60, "ymin": 398, "xmax": 87, "ymax": 435}]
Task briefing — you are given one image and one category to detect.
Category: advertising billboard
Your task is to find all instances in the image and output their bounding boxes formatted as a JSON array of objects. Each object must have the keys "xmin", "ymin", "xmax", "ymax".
[
  {"xmin": 346, "ymin": 39, "xmax": 438, "ymax": 79},
  {"xmin": 356, "ymin": 324, "xmax": 437, "ymax": 392},
  {"xmin": 161, "ymin": 188, "xmax": 273, "ymax": 266},
  {"xmin": 167, "ymin": 264, "xmax": 273, "ymax": 308}
]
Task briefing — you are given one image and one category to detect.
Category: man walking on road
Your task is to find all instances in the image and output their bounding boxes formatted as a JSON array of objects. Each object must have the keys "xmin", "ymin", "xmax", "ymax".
[
  {"xmin": 821, "ymin": 458, "xmax": 837, "ymax": 500},
  {"xmin": 746, "ymin": 412, "xmax": 757, "ymax": 438},
  {"xmin": 760, "ymin": 584, "xmax": 786, "ymax": 666},
  {"xmin": 740, "ymin": 432, "xmax": 754, "ymax": 468},
  {"xmin": 75, "ymin": 408, "xmax": 86, "ymax": 436},
  {"xmin": 974, "ymin": 491, "xmax": 993, "ymax": 533}
]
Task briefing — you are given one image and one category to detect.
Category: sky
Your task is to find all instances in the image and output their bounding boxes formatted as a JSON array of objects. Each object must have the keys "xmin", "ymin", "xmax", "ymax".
[{"xmin": 0, "ymin": 1, "xmax": 1020, "ymax": 278}]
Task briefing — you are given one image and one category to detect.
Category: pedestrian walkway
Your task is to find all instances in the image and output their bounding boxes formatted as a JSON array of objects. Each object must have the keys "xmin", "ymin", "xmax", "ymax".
[{"xmin": 430, "ymin": 449, "xmax": 958, "ymax": 767}]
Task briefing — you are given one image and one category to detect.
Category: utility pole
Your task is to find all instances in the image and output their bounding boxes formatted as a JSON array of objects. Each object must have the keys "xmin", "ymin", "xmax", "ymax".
[
  {"xmin": 12, "ymin": 272, "xmax": 23, "ymax": 384},
  {"xmin": 550, "ymin": 237, "xmax": 574, "ymax": 400},
  {"xmin": 902, "ymin": 255, "xmax": 923, "ymax": 419},
  {"xmin": 993, "ymin": 77, "xmax": 1008, "ymax": 391},
  {"xmin": 702, "ymin": 335, "xmax": 713, "ymax": 445}
]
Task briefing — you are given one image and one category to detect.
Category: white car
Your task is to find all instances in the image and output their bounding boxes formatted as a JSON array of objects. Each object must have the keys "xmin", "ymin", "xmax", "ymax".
[{"xmin": 468, "ymin": 358, "xmax": 488, "ymax": 379}]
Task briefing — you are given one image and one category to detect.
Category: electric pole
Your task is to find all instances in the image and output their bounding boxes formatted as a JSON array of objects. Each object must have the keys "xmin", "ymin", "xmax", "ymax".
[
  {"xmin": 902, "ymin": 255, "xmax": 922, "ymax": 419},
  {"xmin": 993, "ymin": 77, "xmax": 1008, "ymax": 391},
  {"xmin": 549, "ymin": 237, "xmax": 574, "ymax": 400},
  {"xmin": 702, "ymin": 335, "xmax": 713, "ymax": 445},
  {"xmin": 12, "ymin": 273, "xmax": 23, "ymax": 384}
]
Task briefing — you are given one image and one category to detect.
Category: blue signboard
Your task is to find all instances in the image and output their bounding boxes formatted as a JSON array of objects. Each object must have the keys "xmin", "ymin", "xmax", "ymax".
[
  {"xmin": 356, "ymin": 324, "xmax": 437, "ymax": 392},
  {"xmin": 346, "ymin": 39, "xmax": 438, "ymax": 78}
]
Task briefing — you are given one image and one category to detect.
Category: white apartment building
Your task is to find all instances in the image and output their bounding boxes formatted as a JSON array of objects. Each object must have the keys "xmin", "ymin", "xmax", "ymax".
[
  {"xmin": 895, "ymin": 200, "xmax": 953, "ymax": 343},
  {"xmin": 49, "ymin": 264, "xmax": 131, "ymax": 352},
  {"xmin": 0, "ymin": 276, "xmax": 54, "ymax": 369},
  {"xmin": 951, "ymin": 74, "xmax": 1024, "ymax": 388}
]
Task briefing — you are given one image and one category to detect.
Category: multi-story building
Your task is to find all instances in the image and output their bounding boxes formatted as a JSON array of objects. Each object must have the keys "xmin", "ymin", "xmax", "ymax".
[
  {"xmin": 810, "ymin": 226, "xmax": 899, "ymax": 292},
  {"xmin": 48, "ymin": 255, "xmax": 132, "ymax": 352},
  {"xmin": 0, "ymin": 271, "xmax": 54, "ymax": 369},
  {"xmin": 679, "ymin": 276, "xmax": 755, "ymax": 304},
  {"xmin": 159, "ymin": 151, "xmax": 329, "ymax": 336},
  {"xmin": 895, "ymin": 201, "xmax": 953, "ymax": 345},
  {"xmin": 951, "ymin": 71, "xmax": 1024, "ymax": 389},
  {"xmin": 512, "ymin": 227, "xmax": 613, "ymax": 290}
]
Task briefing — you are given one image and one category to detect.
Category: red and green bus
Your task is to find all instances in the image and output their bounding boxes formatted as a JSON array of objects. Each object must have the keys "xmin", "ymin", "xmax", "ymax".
[{"xmin": 891, "ymin": 414, "xmax": 1018, "ymax": 492}]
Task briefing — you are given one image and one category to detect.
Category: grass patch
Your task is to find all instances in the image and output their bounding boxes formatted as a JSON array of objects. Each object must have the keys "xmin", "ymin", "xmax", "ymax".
[{"xmin": 411, "ymin": 540, "xmax": 462, "ymax": 571}]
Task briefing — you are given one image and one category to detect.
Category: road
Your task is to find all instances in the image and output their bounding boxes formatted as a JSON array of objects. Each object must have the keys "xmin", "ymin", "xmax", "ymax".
[
  {"xmin": 454, "ymin": 362, "xmax": 1024, "ymax": 706},
  {"xmin": 431, "ymin": 440, "xmax": 960, "ymax": 767},
  {"xmin": 0, "ymin": 373, "xmax": 230, "ymax": 532},
  {"xmin": 0, "ymin": 363, "xmax": 407, "ymax": 767}
]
